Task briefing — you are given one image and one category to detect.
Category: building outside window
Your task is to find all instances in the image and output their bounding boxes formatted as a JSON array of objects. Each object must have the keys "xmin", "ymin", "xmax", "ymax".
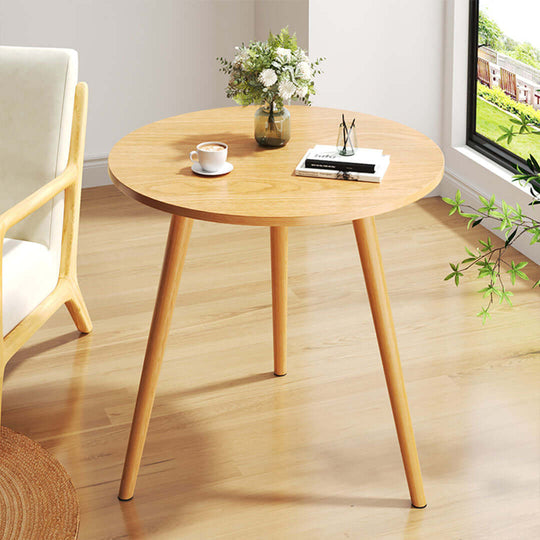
[{"xmin": 467, "ymin": 0, "xmax": 540, "ymax": 173}]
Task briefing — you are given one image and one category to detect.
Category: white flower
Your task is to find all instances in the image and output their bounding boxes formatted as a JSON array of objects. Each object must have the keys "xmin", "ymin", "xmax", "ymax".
[
  {"xmin": 259, "ymin": 68, "xmax": 278, "ymax": 87},
  {"xmin": 278, "ymin": 80, "xmax": 296, "ymax": 100},
  {"xmin": 298, "ymin": 49, "xmax": 308, "ymax": 61},
  {"xmin": 296, "ymin": 85, "xmax": 308, "ymax": 98},
  {"xmin": 234, "ymin": 49, "xmax": 250, "ymax": 67},
  {"xmin": 296, "ymin": 61, "xmax": 312, "ymax": 80},
  {"xmin": 276, "ymin": 47, "xmax": 292, "ymax": 60}
]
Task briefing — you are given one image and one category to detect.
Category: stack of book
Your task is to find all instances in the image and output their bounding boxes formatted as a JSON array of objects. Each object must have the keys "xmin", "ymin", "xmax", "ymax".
[{"xmin": 295, "ymin": 145, "xmax": 390, "ymax": 183}]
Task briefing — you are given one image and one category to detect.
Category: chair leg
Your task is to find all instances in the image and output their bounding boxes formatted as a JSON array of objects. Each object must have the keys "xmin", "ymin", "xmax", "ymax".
[
  {"xmin": 0, "ymin": 365, "xmax": 4, "ymax": 425},
  {"xmin": 66, "ymin": 279, "xmax": 92, "ymax": 333}
]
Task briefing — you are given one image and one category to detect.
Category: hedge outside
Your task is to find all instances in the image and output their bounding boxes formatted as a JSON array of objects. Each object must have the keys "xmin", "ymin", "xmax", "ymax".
[{"xmin": 477, "ymin": 84, "xmax": 540, "ymax": 128}]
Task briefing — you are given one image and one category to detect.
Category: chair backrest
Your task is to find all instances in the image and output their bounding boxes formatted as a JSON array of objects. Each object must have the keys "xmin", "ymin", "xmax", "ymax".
[
  {"xmin": 477, "ymin": 57, "xmax": 491, "ymax": 88},
  {"xmin": 0, "ymin": 46, "xmax": 78, "ymax": 254},
  {"xmin": 500, "ymin": 67, "xmax": 517, "ymax": 101}
]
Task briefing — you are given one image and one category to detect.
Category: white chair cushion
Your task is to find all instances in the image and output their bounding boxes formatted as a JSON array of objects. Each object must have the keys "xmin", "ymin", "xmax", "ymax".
[
  {"xmin": 2, "ymin": 238, "xmax": 58, "ymax": 336},
  {"xmin": 0, "ymin": 46, "xmax": 78, "ymax": 260}
]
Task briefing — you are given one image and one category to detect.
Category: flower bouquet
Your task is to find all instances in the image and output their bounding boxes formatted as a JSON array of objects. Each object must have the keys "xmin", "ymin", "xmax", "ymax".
[{"xmin": 218, "ymin": 28, "xmax": 324, "ymax": 147}]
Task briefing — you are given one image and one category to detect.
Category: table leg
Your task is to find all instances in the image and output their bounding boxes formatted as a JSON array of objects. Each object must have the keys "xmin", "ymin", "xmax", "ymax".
[
  {"xmin": 352, "ymin": 217, "xmax": 426, "ymax": 508},
  {"xmin": 270, "ymin": 227, "xmax": 288, "ymax": 376},
  {"xmin": 118, "ymin": 215, "xmax": 193, "ymax": 501}
]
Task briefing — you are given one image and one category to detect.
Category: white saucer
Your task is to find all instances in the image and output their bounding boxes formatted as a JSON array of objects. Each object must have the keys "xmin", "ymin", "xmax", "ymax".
[{"xmin": 191, "ymin": 161, "xmax": 234, "ymax": 176}]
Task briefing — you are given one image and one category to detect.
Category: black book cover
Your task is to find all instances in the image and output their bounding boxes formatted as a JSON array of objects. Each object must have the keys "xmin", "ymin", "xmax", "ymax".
[{"xmin": 304, "ymin": 159, "xmax": 376, "ymax": 174}]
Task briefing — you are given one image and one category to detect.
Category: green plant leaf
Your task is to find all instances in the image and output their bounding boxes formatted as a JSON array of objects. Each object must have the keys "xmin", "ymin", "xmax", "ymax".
[
  {"xmin": 507, "ymin": 260, "xmax": 529, "ymax": 284},
  {"xmin": 444, "ymin": 263, "xmax": 463, "ymax": 286},
  {"xmin": 499, "ymin": 290, "xmax": 514, "ymax": 306},
  {"xmin": 530, "ymin": 228, "xmax": 540, "ymax": 244},
  {"xmin": 529, "ymin": 154, "xmax": 540, "ymax": 172},
  {"xmin": 505, "ymin": 228, "xmax": 517, "ymax": 247},
  {"xmin": 514, "ymin": 203, "xmax": 523, "ymax": 221},
  {"xmin": 479, "ymin": 237, "xmax": 493, "ymax": 252},
  {"xmin": 477, "ymin": 307, "xmax": 491, "ymax": 324}
]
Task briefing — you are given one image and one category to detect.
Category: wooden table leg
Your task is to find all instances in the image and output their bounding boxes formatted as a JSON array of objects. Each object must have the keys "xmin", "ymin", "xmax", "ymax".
[
  {"xmin": 352, "ymin": 217, "xmax": 426, "ymax": 508},
  {"xmin": 118, "ymin": 215, "xmax": 193, "ymax": 501},
  {"xmin": 270, "ymin": 227, "xmax": 288, "ymax": 376}
]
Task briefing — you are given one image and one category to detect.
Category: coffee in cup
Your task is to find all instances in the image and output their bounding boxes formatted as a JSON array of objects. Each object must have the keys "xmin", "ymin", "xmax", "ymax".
[
  {"xmin": 190, "ymin": 141, "xmax": 228, "ymax": 172},
  {"xmin": 199, "ymin": 143, "xmax": 226, "ymax": 152}
]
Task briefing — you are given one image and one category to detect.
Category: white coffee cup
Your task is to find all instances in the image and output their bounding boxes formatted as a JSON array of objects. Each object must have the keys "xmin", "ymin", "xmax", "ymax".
[{"xmin": 190, "ymin": 141, "xmax": 228, "ymax": 172}]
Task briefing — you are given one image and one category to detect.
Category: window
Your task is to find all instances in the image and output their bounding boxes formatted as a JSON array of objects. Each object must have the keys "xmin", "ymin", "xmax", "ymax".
[{"xmin": 467, "ymin": 0, "xmax": 540, "ymax": 174}]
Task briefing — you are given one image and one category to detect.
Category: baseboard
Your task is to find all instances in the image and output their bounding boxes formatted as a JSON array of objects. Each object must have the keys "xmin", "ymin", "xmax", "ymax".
[
  {"xmin": 83, "ymin": 156, "xmax": 111, "ymax": 188},
  {"xmin": 441, "ymin": 168, "xmax": 540, "ymax": 265},
  {"xmin": 424, "ymin": 185, "xmax": 441, "ymax": 197}
]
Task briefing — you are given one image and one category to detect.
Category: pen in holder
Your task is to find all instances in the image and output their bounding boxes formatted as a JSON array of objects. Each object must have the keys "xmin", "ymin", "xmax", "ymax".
[{"xmin": 337, "ymin": 115, "xmax": 356, "ymax": 156}]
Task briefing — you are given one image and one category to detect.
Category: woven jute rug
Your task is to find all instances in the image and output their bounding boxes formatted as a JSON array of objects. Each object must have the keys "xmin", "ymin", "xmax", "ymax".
[{"xmin": 0, "ymin": 426, "xmax": 80, "ymax": 539}]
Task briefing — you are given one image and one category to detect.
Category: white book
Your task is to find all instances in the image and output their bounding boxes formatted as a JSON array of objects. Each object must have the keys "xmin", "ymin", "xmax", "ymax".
[
  {"xmin": 308, "ymin": 145, "xmax": 383, "ymax": 167},
  {"xmin": 295, "ymin": 147, "xmax": 390, "ymax": 183}
]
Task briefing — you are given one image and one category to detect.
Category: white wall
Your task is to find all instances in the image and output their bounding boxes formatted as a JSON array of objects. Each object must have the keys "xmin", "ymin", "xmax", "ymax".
[
  {"xmin": 309, "ymin": 0, "xmax": 445, "ymax": 149},
  {"xmin": 255, "ymin": 0, "xmax": 309, "ymax": 50},
  {"xmin": 1, "ymin": 0, "xmax": 446, "ymax": 192},
  {"xmin": 0, "ymin": 0, "xmax": 255, "ymax": 186}
]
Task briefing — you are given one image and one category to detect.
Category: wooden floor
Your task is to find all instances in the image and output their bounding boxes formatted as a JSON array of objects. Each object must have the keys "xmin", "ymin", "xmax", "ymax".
[{"xmin": 3, "ymin": 186, "xmax": 539, "ymax": 539}]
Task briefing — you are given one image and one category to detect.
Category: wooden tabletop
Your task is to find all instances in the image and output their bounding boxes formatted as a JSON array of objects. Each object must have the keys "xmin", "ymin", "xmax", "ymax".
[{"xmin": 108, "ymin": 106, "xmax": 444, "ymax": 226}]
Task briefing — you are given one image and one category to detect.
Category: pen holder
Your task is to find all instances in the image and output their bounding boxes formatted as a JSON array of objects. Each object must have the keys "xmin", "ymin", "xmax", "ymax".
[{"xmin": 337, "ymin": 122, "xmax": 356, "ymax": 156}]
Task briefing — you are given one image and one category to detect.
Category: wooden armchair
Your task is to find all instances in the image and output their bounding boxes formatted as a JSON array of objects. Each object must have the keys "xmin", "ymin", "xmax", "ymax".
[{"xmin": 0, "ymin": 47, "xmax": 92, "ymax": 422}]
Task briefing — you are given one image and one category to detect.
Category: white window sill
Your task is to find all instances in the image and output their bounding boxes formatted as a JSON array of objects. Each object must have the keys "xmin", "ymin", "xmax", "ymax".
[
  {"xmin": 452, "ymin": 144, "xmax": 532, "ymax": 197},
  {"xmin": 443, "ymin": 145, "xmax": 540, "ymax": 266}
]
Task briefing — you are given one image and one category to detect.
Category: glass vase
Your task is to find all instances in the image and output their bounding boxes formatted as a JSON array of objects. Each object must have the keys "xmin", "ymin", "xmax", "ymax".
[
  {"xmin": 336, "ymin": 121, "xmax": 357, "ymax": 156},
  {"xmin": 254, "ymin": 103, "xmax": 290, "ymax": 147}
]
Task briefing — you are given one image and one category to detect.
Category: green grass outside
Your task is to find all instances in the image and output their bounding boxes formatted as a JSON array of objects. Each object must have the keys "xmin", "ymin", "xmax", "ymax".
[{"xmin": 476, "ymin": 96, "xmax": 540, "ymax": 161}]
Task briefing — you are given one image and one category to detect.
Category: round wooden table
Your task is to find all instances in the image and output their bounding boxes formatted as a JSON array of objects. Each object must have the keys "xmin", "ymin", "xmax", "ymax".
[{"xmin": 108, "ymin": 105, "xmax": 444, "ymax": 508}]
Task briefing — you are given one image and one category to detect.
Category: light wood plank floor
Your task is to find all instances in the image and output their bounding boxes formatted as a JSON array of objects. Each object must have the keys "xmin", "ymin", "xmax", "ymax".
[{"xmin": 3, "ymin": 186, "xmax": 539, "ymax": 539}]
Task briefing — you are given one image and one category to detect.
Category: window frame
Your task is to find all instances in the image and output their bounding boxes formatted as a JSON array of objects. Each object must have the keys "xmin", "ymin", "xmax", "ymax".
[{"xmin": 466, "ymin": 0, "xmax": 534, "ymax": 175}]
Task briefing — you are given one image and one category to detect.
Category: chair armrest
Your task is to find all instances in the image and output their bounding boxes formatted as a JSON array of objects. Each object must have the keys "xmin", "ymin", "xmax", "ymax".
[{"xmin": 0, "ymin": 164, "xmax": 78, "ymax": 238}]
